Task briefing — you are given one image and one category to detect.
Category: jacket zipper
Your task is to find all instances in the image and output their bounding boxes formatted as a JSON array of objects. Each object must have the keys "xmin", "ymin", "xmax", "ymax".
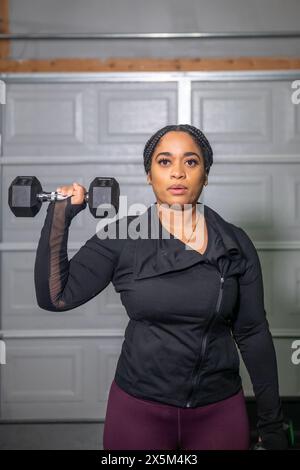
[{"xmin": 185, "ymin": 274, "xmax": 225, "ymax": 408}]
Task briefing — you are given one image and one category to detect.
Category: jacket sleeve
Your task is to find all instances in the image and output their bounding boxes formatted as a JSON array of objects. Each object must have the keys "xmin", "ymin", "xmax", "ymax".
[
  {"xmin": 34, "ymin": 197, "xmax": 119, "ymax": 312},
  {"xmin": 231, "ymin": 228, "xmax": 288, "ymax": 450}
]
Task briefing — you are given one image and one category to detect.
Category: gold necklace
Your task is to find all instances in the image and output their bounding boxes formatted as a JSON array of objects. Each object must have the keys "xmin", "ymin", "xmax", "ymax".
[
  {"xmin": 185, "ymin": 213, "xmax": 200, "ymax": 244},
  {"xmin": 157, "ymin": 204, "xmax": 200, "ymax": 243}
]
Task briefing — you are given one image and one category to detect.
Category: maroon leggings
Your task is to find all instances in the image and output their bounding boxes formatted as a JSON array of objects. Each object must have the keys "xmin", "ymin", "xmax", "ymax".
[{"xmin": 103, "ymin": 380, "xmax": 250, "ymax": 450}]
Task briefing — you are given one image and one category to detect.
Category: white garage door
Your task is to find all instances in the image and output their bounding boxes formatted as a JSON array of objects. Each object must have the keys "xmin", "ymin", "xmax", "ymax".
[{"xmin": 0, "ymin": 71, "xmax": 299, "ymax": 420}]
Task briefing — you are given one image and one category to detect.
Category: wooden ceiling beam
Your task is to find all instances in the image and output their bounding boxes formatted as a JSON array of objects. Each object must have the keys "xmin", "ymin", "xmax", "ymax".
[
  {"xmin": 1, "ymin": 56, "xmax": 300, "ymax": 73},
  {"xmin": 0, "ymin": 0, "xmax": 9, "ymax": 59}
]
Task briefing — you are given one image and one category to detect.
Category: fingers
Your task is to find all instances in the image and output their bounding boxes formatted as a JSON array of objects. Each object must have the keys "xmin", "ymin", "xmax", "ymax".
[
  {"xmin": 55, "ymin": 182, "xmax": 86, "ymax": 204},
  {"xmin": 56, "ymin": 186, "xmax": 69, "ymax": 196},
  {"xmin": 56, "ymin": 183, "xmax": 78, "ymax": 196}
]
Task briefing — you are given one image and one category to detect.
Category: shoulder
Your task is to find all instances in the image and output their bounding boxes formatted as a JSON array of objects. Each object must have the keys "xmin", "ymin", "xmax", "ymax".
[
  {"xmin": 229, "ymin": 224, "xmax": 257, "ymax": 254},
  {"xmin": 228, "ymin": 224, "xmax": 262, "ymax": 284},
  {"xmin": 85, "ymin": 213, "xmax": 137, "ymax": 263},
  {"xmin": 206, "ymin": 204, "xmax": 257, "ymax": 255},
  {"xmin": 206, "ymin": 204, "xmax": 262, "ymax": 283}
]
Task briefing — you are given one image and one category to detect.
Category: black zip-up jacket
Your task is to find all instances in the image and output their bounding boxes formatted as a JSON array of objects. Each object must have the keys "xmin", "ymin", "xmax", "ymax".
[{"xmin": 34, "ymin": 198, "xmax": 288, "ymax": 450}]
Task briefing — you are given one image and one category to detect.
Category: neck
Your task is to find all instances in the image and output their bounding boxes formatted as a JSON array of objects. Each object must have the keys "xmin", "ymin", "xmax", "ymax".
[{"xmin": 156, "ymin": 201, "xmax": 203, "ymax": 240}]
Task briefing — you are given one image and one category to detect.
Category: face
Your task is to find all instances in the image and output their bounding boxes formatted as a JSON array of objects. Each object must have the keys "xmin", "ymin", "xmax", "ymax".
[{"xmin": 147, "ymin": 131, "xmax": 207, "ymax": 208}]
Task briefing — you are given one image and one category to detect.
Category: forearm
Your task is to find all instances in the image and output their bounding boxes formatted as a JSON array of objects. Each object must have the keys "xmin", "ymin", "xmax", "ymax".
[
  {"xmin": 233, "ymin": 320, "xmax": 289, "ymax": 449},
  {"xmin": 231, "ymin": 227, "xmax": 288, "ymax": 449},
  {"xmin": 34, "ymin": 198, "xmax": 87, "ymax": 311},
  {"xmin": 234, "ymin": 320, "xmax": 284, "ymax": 435}
]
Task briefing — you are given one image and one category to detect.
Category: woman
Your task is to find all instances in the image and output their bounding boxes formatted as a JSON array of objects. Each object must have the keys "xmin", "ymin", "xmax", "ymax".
[{"xmin": 34, "ymin": 124, "xmax": 288, "ymax": 450}]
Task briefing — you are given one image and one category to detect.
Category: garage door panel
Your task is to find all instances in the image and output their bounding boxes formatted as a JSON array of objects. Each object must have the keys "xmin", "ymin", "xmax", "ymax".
[
  {"xmin": 1, "ymin": 251, "xmax": 127, "ymax": 331},
  {"xmin": 1, "ymin": 337, "xmax": 122, "ymax": 419}
]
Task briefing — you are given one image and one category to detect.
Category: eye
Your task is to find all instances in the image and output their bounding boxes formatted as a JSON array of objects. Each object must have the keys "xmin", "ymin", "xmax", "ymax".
[
  {"xmin": 157, "ymin": 158, "xmax": 199, "ymax": 167},
  {"xmin": 157, "ymin": 158, "xmax": 170, "ymax": 166},
  {"xmin": 186, "ymin": 159, "xmax": 198, "ymax": 167}
]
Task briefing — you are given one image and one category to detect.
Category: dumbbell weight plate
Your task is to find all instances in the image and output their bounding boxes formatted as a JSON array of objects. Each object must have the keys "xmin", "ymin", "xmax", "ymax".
[
  {"xmin": 8, "ymin": 176, "xmax": 43, "ymax": 217},
  {"xmin": 88, "ymin": 177, "xmax": 120, "ymax": 218}
]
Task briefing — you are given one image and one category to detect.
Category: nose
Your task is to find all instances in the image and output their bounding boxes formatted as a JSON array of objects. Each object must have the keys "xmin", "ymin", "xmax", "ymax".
[{"xmin": 170, "ymin": 160, "xmax": 186, "ymax": 178}]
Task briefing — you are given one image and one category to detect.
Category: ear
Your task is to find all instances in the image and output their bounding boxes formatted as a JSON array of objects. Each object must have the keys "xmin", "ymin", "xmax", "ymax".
[{"xmin": 147, "ymin": 172, "xmax": 152, "ymax": 185}]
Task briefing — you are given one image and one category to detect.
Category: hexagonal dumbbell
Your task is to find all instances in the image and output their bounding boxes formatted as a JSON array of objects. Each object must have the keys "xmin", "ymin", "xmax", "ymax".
[{"xmin": 8, "ymin": 176, "xmax": 120, "ymax": 218}]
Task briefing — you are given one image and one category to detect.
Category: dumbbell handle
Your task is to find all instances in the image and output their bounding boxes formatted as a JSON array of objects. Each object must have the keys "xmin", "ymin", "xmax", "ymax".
[
  {"xmin": 252, "ymin": 442, "xmax": 266, "ymax": 450},
  {"xmin": 37, "ymin": 191, "xmax": 89, "ymax": 202}
]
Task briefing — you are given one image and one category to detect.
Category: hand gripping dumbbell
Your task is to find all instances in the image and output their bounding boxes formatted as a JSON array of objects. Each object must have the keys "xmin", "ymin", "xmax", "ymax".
[
  {"xmin": 251, "ymin": 419, "xmax": 295, "ymax": 450},
  {"xmin": 8, "ymin": 176, "xmax": 120, "ymax": 218}
]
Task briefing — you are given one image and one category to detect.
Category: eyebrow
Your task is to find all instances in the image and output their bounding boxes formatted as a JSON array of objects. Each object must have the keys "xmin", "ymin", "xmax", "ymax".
[{"xmin": 155, "ymin": 152, "xmax": 201, "ymax": 159}]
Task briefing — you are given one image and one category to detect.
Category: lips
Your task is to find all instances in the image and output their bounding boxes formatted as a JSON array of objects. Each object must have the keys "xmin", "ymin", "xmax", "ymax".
[
  {"xmin": 168, "ymin": 185, "xmax": 188, "ymax": 195},
  {"xmin": 168, "ymin": 185, "xmax": 187, "ymax": 189}
]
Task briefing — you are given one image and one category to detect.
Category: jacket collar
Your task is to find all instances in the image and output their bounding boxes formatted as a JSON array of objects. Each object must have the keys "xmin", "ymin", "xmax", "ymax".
[{"xmin": 132, "ymin": 202, "xmax": 246, "ymax": 280}]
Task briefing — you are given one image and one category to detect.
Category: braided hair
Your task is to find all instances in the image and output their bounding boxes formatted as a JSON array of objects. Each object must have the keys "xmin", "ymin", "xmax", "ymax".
[{"xmin": 143, "ymin": 124, "xmax": 213, "ymax": 175}]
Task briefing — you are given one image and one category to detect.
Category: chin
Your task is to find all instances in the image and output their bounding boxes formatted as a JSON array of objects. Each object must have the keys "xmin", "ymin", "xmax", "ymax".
[{"xmin": 166, "ymin": 198, "xmax": 192, "ymax": 209}]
